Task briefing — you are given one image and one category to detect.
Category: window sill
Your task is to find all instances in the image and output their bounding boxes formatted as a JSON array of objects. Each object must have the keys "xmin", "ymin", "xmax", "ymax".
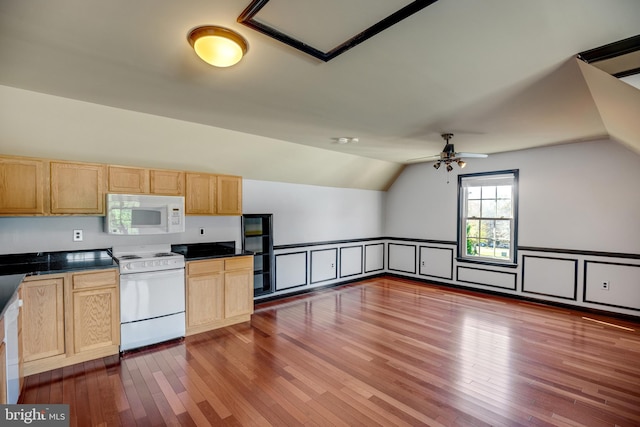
[{"xmin": 456, "ymin": 257, "xmax": 518, "ymax": 269}]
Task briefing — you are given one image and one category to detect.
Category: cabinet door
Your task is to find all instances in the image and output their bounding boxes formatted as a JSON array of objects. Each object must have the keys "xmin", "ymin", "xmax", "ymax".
[
  {"xmin": 186, "ymin": 274, "xmax": 224, "ymax": 329},
  {"xmin": 217, "ymin": 175, "xmax": 242, "ymax": 215},
  {"xmin": 108, "ymin": 166, "xmax": 149, "ymax": 193},
  {"xmin": 72, "ymin": 287, "xmax": 119, "ymax": 354},
  {"xmin": 149, "ymin": 170, "xmax": 184, "ymax": 195},
  {"xmin": 50, "ymin": 161, "xmax": 105, "ymax": 214},
  {"xmin": 0, "ymin": 157, "xmax": 45, "ymax": 215},
  {"xmin": 185, "ymin": 173, "xmax": 216, "ymax": 215},
  {"xmin": 22, "ymin": 278, "xmax": 65, "ymax": 362},
  {"xmin": 224, "ymin": 269, "xmax": 253, "ymax": 318}
]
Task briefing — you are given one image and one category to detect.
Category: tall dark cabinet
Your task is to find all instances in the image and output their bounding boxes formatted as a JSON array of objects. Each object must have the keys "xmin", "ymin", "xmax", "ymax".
[{"xmin": 242, "ymin": 214, "xmax": 274, "ymax": 297}]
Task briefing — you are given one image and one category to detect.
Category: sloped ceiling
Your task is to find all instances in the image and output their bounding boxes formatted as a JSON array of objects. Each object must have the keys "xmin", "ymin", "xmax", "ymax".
[{"xmin": 0, "ymin": 0, "xmax": 639, "ymax": 190}]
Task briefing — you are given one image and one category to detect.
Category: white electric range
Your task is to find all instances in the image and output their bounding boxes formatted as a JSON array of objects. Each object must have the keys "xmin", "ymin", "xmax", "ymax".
[{"xmin": 111, "ymin": 244, "xmax": 185, "ymax": 351}]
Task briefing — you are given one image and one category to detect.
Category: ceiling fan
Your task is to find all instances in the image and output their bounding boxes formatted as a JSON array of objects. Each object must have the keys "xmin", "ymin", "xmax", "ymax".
[{"xmin": 408, "ymin": 133, "xmax": 488, "ymax": 171}]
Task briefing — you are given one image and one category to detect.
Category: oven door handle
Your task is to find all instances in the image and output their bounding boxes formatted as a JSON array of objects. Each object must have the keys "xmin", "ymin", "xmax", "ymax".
[{"xmin": 120, "ymin": 268, "xmax": 184, "ymax": 281}]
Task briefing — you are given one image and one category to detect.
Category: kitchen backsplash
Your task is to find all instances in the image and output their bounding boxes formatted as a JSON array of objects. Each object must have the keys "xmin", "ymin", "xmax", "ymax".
[{"xmin": 0, "ymin": 215, "xmax": 241, "ymax": 255}]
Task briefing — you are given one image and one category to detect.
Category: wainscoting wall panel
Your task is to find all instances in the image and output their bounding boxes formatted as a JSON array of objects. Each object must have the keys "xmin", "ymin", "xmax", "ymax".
[
  {"xmin": 310, "ymin": 248, "xmax": 338, "ymax": 284},
  {"xmin": 457, "ymin": 266, "xmax": 517, "ymax": 290},
  {"xmin": 584, "ymin": 261, "xmax": 640, "ymax": 311},
  {"xmin": 268, "ymin": 237, "xmax": 639, "ymax": 318},
  {"xmin": 364, "ymin": 243, "xmax": 384, "ymax": 273},
  {"xmin": 275, "ymin": 251, "xmax": 307, "ymax": 291},
  {"xmin": 388, "ymin": 243, "xmax": 416, "ymax": 274},
  {"xmin": 522, "ymin": 255, "xmax": 577, "ymax": 300},
  {"xmin": 419, "ymin": 246, "xmax": 453, "ymax": 280},
  {"xmin": 339, "ymin": 245, "xmax": 363, "ymax": 278},
  {"xmin": 266, "ymin": 239, "xmax": 385, "ymax": 300}
]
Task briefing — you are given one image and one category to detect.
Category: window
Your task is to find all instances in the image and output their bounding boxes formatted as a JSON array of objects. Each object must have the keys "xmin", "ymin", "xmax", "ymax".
[{"xmin": 458, "ymin": 170, "xmax": 518, "ymax": 264}]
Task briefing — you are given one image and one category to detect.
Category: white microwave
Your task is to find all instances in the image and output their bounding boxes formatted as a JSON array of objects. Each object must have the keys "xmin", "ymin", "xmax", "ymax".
[{"xmin": 105, "ymin": 194, "xmax": 185, "ymax": 235}]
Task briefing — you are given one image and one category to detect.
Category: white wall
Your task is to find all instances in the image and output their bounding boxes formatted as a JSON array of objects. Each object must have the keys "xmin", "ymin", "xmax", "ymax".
[
  {"xmin": 385, "ymin": 139, "xmax": 640, "ymax": 254},
  {"xmin": 0, "ymin": 215, "xmax": 240, "ymax": 255},
  {"xmin": 0, "ymin": 179, "xmax": 385, "ymax": 255},
  {"xmin": 243, "ymin": 179, "xmax": 385, "ymax": 246}
]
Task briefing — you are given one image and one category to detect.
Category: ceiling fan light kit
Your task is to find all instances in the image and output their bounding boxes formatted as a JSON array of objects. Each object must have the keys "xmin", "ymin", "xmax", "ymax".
[
  {"xmin": 418, "ymin": 133, "xmax": 488, "ymax": 171},
  {"xmin": 188, "ymin": 26, "xmax": 248, "ymax": 67}
]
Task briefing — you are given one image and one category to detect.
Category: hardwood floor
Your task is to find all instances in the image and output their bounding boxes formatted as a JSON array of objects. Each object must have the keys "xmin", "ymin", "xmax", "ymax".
[{"xmin": 19, "ymin": 276, "xmax": 640, "ymax": 426}]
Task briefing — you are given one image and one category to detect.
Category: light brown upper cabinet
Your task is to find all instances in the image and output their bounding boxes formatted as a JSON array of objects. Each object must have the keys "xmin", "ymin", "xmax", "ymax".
[
  {"xmin": 50, "ymin": 161, "xmax": 105, "ymax": 215},
  {"xmin": 149, "ymin": 170, "xmax": 184, "ymax": 196},
  {"xmin": 108, "ymin": 166, "xmax": 149, "ymax": 194},
  {"xmin": 185, "ymin": 172, "xmax": 216, "ymax": 215},
  {"xmin": 0, "ymin": 156, "xmax": 46, "ymax": 215},
  {"xmin": 109, "ymin": 166, "xmax": 186, "ymax": 196},
  {"xmin": 1, "ymin": 154, "xmax": 242, "ymax": 216},
  {"xmin": 217, "ymin": 175, "xmax": 243, "ymax": 215}
]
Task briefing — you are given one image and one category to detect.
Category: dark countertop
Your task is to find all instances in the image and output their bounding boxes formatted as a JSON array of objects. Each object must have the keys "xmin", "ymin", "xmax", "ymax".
[
  {"xmin": 0, "ymin": 243, "xmax": 252, "ymax": 317},
  {"xmin": 0, "ymin": 249, "xmax": 117, "ymax": 316},
  {"xmin": 171, "ymin": 241, "xmax": 254, "ymax": 261},
  {"xmin": 0, "ymin": 249, "xmax": 117, "ymax": 276}
]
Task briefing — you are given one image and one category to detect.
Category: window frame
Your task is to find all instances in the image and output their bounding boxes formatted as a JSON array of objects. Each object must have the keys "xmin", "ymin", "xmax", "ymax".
[{"xmin": 457, "ymin": 169, "xmax": 519, "ymax": 267}]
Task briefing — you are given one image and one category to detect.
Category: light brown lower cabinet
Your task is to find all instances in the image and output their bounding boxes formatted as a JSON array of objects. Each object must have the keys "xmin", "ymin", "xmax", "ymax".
[
  {"xmin": 71, "ymin": 270, "xmax": 120, "ymax": 354},
  {"xmin": 186, "ymin": 256, "xmax": 253, "ymax": 336},
  {"xmin": 21, "ymin": 269, "xmax": 120, "ymax": 376},
  {"xmin": 21, "ymin": 276, "xmax": 66, "ymax": 363}
]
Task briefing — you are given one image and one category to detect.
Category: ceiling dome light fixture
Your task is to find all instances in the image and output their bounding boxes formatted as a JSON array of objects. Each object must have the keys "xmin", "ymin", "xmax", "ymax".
[
  {"xmin": 188, "ymin": 26, "xmax": 248, "ymax": 67},
  {"xmin": 334, "ymin": 137, "xmax": 359, "ymax": 144}
]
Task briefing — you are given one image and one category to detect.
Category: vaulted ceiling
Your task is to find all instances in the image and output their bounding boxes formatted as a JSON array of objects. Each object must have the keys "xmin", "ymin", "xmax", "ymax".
[{"xmin": 0, "ymin": 0, "xmax": 639, "ymax": 190}]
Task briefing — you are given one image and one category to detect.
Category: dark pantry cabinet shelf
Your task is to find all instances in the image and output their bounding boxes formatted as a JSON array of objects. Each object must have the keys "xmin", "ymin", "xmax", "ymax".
[{"xmin": 242, "ymin": 214, "xmax": 274, "ymax": 297}]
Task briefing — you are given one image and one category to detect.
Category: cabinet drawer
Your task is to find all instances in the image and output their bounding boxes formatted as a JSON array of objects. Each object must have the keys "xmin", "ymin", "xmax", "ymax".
[
  {"xmin": 73, "ymin": 269, "xmax": 118, "ymax": 290},
  {"xmin": 187, "ymin": 259, "xmax": 224, "ymax": 276},
  {"xmin": 225, "ymin": 256, "xmax": 253, "ymax": 271}
]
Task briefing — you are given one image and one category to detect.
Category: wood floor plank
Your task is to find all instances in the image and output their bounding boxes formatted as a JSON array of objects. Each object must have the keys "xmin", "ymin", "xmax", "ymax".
[{"xmin": 18, "ymin": 277, "xmax": 640, "ymax": 426}]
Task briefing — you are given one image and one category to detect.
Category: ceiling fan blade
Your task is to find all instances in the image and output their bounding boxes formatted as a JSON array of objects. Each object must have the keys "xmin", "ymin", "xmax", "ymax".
[
  {"xmin": 406, "ymin": 155, "xmax": 439, "ymax": 163},
  {"xmin": 456, "ymin": 152, "xmax": 488, "ymax": 158}
]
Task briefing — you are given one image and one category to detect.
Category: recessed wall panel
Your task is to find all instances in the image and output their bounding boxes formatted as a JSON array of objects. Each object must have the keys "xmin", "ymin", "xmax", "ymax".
[
  {"xmin": 340, "ymin": 246, "xmax": 363, "ymax": 278},
  {"xmin": 275, "ymin": 252, "xmax": 307, "ymax": 290},
  {"xmin": 388, "ymin": 243, "xmax": 416, "ymax": 274},
  {"xmin": 584, "ymin": 261, "xmax": 640, "ymax": 311},
  {"xmin": 364, "ymin": 243, "xmax": 384, "ymax": 273},
  {"xmin": 311, "ymin": 248, "xmax": 338, "ymax": 284},
  {"xmin": 457, "ymin": 266, "xmax": 516, "ymax": 290},
  {"xmin": 522, "ymin": 256, "xmax": 577, "ymax": 300},
  {"xmin": 419, "ymin": 246, "xmax": 453, "ymax": 280}
]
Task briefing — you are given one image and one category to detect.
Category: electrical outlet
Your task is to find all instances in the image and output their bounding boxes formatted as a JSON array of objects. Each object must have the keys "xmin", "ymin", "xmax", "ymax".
[
  {"xmin": 199, "ymin": 228, "xmax": 205, "ymax": 235},
  {"xmin": 73, "ymin": 229, "xmax": 83, "ymax": 242},
  {"xmin": 601, "ymin": 281, "xmax": 610, "ymax": 291}
]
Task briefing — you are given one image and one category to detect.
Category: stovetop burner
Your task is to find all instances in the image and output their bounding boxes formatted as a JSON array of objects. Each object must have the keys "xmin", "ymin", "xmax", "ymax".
[{"xmin": 111, "ymin": 244, "xmax": 185, "ymax": 273}]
